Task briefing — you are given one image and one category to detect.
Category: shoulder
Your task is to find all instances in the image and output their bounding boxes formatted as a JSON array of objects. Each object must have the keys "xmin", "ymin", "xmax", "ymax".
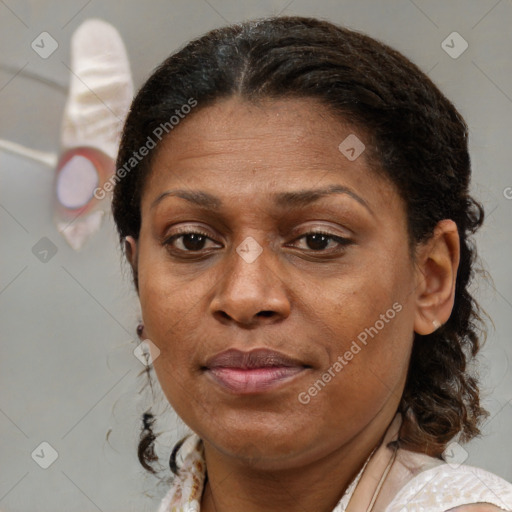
[
  {"xmin": 448, "ymin": 506, "xmax": 510, "ymax": 512},
  {"xmin": 385, "ymin": 462, "xmax": 512, "ymax": 512}
]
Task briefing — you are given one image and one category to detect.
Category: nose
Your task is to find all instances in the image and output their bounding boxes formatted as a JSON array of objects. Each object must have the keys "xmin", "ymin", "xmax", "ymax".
[{"xmin": 209, "ymin": 236, "xmax": 291, "ymax": 327}]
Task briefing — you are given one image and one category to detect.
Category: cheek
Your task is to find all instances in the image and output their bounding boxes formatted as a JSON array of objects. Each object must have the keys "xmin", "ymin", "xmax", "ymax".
[
  {"xmin": 136, "ymin": 255, "xmax": 214, "ymax": 407},
  {"xmin": 297, "ymin": 310, "xmax": 413, "ymax": 444},
  {"xmin": 314, "ymin": 255, "xmax": 410, "ymax": 341},
  {"xmin": 138, "ymin": 241, "xmax": 192, "ymax": 333},
  {"xmin": 137, "ymin": 258, "xmax": 185, "ymax": 356},
  {"xmin": 317, "ymin": 299, "xmax": 411, "ymax": 387},
  {"xmin": 303, "ymin": 255, "xmax": 415, "ymax": 408}
]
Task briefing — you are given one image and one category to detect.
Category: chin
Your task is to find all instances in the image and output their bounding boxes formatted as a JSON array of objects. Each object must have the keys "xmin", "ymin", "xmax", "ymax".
[{"xmin": 199, "ymin": 417, "xmax": 329, "ymax": 470}]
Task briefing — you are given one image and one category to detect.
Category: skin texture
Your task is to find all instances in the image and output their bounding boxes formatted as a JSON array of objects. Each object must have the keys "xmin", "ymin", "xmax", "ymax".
[{"xmin": 125, "ymin": 96, "xmax": 460, "ymax": 512}]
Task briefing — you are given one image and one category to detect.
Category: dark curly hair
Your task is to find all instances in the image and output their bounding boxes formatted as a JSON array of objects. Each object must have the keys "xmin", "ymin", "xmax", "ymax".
[{"xmin": 111, "ymin": 15, "xmax": 488, "ymax": 476}]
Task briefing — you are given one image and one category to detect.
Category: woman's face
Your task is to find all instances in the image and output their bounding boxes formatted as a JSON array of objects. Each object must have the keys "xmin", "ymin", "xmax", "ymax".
[{"xmin": 129, "ymin": 96, "xmax": 422, "ymax": 469}]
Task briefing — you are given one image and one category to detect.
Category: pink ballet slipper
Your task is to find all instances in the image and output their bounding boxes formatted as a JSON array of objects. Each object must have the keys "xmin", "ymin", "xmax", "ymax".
[{"xmin": 55, "ymin": 18, "xmax": 133, "ymax": 251}]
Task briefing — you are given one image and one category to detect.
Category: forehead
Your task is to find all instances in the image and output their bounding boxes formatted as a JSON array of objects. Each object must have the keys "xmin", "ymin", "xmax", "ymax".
[
  {"xmin": 150, "ymin": 96, "xmax": 359, "ymax": 165},
  {"xmin": 141, "ymin": 96, "xmax": 401, "ymax": 216}
]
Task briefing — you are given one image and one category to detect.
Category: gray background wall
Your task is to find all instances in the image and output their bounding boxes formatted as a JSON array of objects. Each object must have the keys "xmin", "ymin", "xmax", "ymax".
[{"xmin": 0, "ymin": 1, "xmax": 511, "ymax": 511}]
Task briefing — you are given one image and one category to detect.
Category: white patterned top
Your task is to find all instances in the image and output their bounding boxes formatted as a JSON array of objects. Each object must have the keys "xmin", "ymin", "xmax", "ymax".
[
  {"xmin": 156, "ymin": 414, "xmax": 512, "ymax": 512},
  {"xmin": 385, "ymin": 464, "xmax": 512, "ymax": 512}
]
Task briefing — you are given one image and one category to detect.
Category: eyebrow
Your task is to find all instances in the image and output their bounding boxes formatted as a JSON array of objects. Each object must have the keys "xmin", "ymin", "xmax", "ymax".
[{"xmin": 150, "ymin": 184, "xmax": 372, "ymax": 214}]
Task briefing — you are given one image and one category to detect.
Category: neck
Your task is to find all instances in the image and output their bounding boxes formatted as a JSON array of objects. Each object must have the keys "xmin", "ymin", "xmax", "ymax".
[{"xmin": 200, "ymin": 408, "xmax": 397, "ymax": 512}]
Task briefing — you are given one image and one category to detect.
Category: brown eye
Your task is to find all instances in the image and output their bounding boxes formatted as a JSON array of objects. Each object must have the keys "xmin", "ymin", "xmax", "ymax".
[
  {"xmin": 164, "ymin": 230, "xmax": 218, "ymax": 253},
  {"xmin": 292, "ymin": 231, "xmax": 353, "ymax": 252}
]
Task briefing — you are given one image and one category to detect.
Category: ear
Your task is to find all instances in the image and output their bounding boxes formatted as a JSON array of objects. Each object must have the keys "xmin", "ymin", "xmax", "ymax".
[
  {"xmin": 413, "ymin": 219, "xmax": 460, "ymax": 335},
  {"xmin": 124, "ymin": 235, "xmax": 138, "ymax": 268},
  {"xmin": 124, "ymin": 236, "xmax": 139, "ymax": 291}
]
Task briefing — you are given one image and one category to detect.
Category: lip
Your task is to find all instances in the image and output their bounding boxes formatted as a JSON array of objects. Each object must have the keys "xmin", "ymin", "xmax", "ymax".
[{"xmin": 204, "ymin": 348, "xmax": 309, "ymax": 394}]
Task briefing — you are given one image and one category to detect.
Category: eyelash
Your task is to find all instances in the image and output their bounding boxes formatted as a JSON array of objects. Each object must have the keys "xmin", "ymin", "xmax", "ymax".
[{"xmin": 163, "ymin": 228, "xmax": 353, "ymax": 255}]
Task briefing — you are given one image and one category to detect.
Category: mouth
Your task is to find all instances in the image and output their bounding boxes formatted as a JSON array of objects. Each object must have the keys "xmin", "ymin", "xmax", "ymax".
[{"xmin": 203, "ymin": 348, "xmax": 310, "ymax": 394}]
